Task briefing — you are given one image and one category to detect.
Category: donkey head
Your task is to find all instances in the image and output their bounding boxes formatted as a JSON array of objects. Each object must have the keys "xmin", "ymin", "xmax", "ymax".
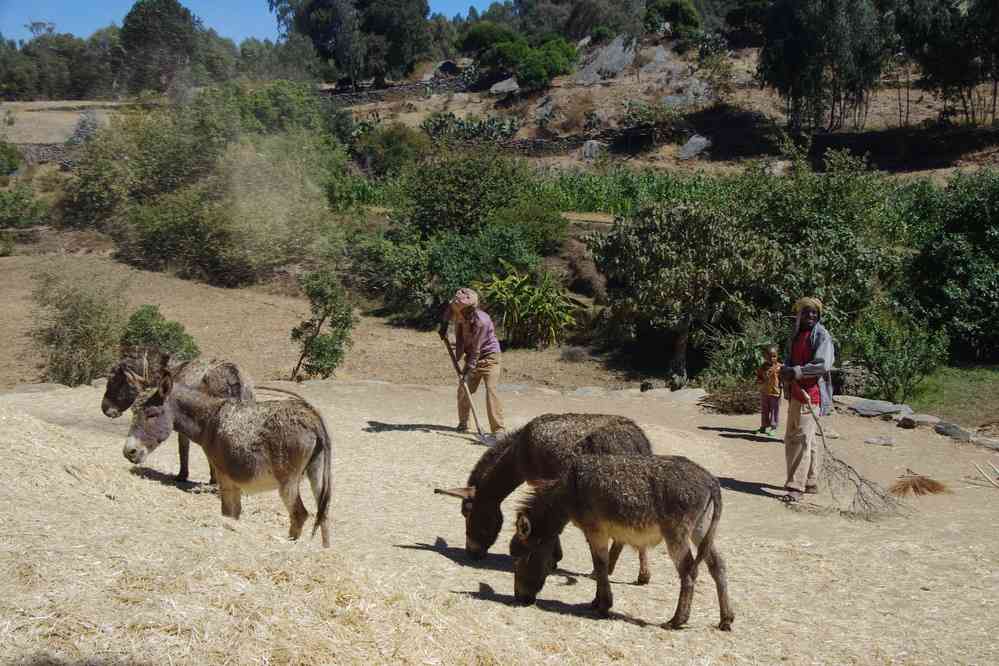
[
  {"xmin": 102, "ymin": 347, "xmax": 167, "ymax": 418},
  {"xmin": 509, "ymin": 512, "xmax": 559, "ymax": 605},
  {"xmin": 434, "ymin": 485, "xmax": 503, "ymax": 559},
  {"xmin": 122, "ymin": 357, "xmax": 177, "ymax": 465}
]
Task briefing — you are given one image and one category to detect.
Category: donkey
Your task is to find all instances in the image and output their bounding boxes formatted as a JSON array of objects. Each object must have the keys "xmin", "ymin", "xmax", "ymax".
[
  {"xmin": 510, "ymin": 454, "xmax": 734, "ymax": 631},
  {"xmin": 435, "ymin": 413, "xmax": 655, "ymax": 584},
  {"xmin": 102, "ymin": 346, "xmax": 255, "ymax": 483},
  {"xmin": 122, "ymin": 359, "xmax": 333, "ymax": 547}
]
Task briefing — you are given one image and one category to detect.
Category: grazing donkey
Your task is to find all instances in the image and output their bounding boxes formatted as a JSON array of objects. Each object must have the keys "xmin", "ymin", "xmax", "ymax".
[
  {"xmin": 102, "ymin": 347, "xmax": 255, "ymax": 483},
  {"xmin": 435, "ymin": 413, "xmax": 655, "ymax": 584},
  {"xmin": 122, "ymin": 359, "xmax": 333, "ymax": 547},
  {"xmin": 510, "ymin": 454, "xmax": 734, "ymax": 631}
]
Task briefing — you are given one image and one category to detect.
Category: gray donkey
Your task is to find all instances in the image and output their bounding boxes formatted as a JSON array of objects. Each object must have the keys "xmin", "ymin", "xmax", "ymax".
[
  {"xmin": 436, "ymin": 413, "xmax": 655, "ymax": 584},
  {"xmin": 122, "ymin": 357, "xmax": 333, "ymax": 547},
  {"xmin": 102, "ymin": 346, "xmax": 255, "ymax": 483},
  {"xmin": 510, "ymin": 454, "xmax": 734, "ymax": 631}
]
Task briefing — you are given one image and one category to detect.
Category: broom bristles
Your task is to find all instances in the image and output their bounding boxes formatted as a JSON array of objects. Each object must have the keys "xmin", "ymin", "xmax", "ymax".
[{"xmin": 889, "ymin": 473, "xmax": 949, "ymax": 497}]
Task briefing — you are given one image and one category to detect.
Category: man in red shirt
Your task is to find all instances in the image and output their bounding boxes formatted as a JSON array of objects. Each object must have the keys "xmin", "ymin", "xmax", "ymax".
[
  {"xmin": 438, "ymin": 288, "xmax": 505, "ymax": 434},
  {"xmin": 779, "ymin": 297, "xmax": 835, "ymax": 502}
]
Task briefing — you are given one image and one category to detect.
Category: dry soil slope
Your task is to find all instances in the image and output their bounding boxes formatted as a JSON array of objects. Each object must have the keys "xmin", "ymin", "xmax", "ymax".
[{"xmin": 1, "ymin": 379, "xmax": 996, "ymax": 665}]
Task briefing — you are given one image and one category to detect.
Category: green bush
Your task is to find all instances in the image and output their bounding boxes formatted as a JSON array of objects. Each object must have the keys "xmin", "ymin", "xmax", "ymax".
[
  {"xmin": 0, "ymin": 137, "xmax": 20, "ymax": 176},
  {"xmin": 481, "ymin": 37, "xmax": 576, "ymax": 91},
  {"xmin": 0, "ymin": 230, "xmax": 13, "ymax": 257},
  {"xmin": 906, "ymin": 169, "xmax": 999, "ymax": 362},
  {"xmin": 460, "ymin": 21, "xmax": 522, "ymax": 54},
  {"xmin": 644, "ymin": 0, "xmax": 701, "ymax": 34},
  {"xmin": 699, "ymin": 314, "xmax": 789, "ymax": 387},
  {"xmin": 485, "ymin": 197, "xmax": 568, "ymax": 256},
  {"xmin": 590, "ymin": 26, "xmax": 614, "ymax": 44},
  {"xmin": 354, "ymin": 123, "xmax": 431, "ymax": 177},
  {"xmin": 399, "ymin": 149, "xmax": 533, "ymax": 237},
  {"xmin": 121, "ymin": 304, "xmax": 200, "ymax": 360},
  {"xmin": 844, "ymin": 310, "xmax": 949, "ymax": 404},
  {"xmin": 0, "ymin": 184, "xmax": 48, "ymax": 228},
  {"xmin": 290, "ymin": 269, "xmax": 355, "ymax": 380},
  {"xmin": 30, "ymin": 266, "xmax": 130, "ymax": 386},
  {"xmin": 474, "ymin": 265, "xmax": 577, "ymax": 349}
]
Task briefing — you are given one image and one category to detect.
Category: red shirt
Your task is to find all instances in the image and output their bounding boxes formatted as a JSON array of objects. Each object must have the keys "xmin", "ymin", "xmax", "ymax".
[{"xmin": 791, "ymin": 330, "xmax": 821, "ymax": 405}]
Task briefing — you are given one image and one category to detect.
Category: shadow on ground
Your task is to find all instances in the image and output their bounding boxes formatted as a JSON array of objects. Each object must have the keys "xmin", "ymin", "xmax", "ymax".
[
  {"xmin": 716, "ymin": 476, "xmax": 786, "ymax": 499},
  {"xmin": 459, "ymin": 581, "xmax": 651, "ymax": 627},
  {"xmin": 128, "ymin": 466, "xmax": 216, "ymax": 494},
  {"xmin": 395, "ymin": 537, "xmax": 515, "ymax": 573},
  {"xmin": 699, "ymin": 425, "xmax": 780, "ymax": 444}
]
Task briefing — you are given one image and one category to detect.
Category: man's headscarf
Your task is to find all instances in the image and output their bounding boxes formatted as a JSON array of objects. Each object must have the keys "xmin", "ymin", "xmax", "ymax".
[
  {"xmin": 793, "ymin": 296, "xmax": 823, "ymax": 315},
  {"xmin": 451, "ymin": 287, "xmax": 478, "ymax": 310}
]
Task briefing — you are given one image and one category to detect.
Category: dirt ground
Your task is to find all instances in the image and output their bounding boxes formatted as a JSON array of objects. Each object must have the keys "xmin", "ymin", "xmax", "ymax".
[
  {"xmin": 0, "ymin": 254, "xmax": 634, "ymax": 392},
  {"xmin": 1, "ymin": 370, "xmax": 997, "ymax": 664},
  {"xmin": 2, "ymin": 101, "xmax": 118, "ymax": 144}
]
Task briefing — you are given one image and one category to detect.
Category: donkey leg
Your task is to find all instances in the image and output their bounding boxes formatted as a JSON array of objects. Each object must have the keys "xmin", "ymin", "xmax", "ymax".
[
  {"xmin": 584, "ymin": 531, "xmax": 613, "ymax": 617},
  {"xmin": 306, "ymin": 453, "xmax": 330, "ymax": 548},
  {"xmin": 207, "ymin": 458, "xmax": 217, "ymax": 485},
  {"xmin": 704, "ymin": 545, "xmax": 735, "ymax": 631},
  {"xmin": 636, "ymin": 547, "xmax": 652, "ymax": 586},
  {"xmin": 219, "ymin": 484, "xmax": 242, "ymax": 520},
  {"xmin": 662, "ymin": 526, "xmax": 696, "ymax": 630},
  {"xmin": 279, "ymin": 479, "xmax": 309, "ymax": 542},
  {"xmin": 177, "ymin": 434, "xmax": 191, "ymax": 482},
  {"xmin": 606, "ymin": 541, "xmax": 624, "ymax": 575}
]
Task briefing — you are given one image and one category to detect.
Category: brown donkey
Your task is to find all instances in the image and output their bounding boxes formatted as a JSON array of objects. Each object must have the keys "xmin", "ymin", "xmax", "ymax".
[
  {"xmin": 510, "ymin": 454, "xmax": 734, "ymax": 631},
  {"xmin": 436, "ymin": 413, "xmax": 655, "ymax": 584},
  {"xmin": 103, "ymin": 346, "xmax": 255, "ymax": 483},
  {"xmin": 122, "ymin": 361, "xmax": 332, "ymax": 547}
]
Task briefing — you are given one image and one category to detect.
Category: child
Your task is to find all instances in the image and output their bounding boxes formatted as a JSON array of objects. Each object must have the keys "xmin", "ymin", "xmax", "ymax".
[{"xmin": 756, "ymin": 344, "xmax": 782, "ymax": 435}]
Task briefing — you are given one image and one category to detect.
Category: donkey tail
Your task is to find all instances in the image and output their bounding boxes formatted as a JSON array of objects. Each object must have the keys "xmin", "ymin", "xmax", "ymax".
[
  {"xmin": 692, "ymin": 477, "xmax": 722, "ymax": 572},
  {"xmin": 311, "ymin": 406, "xmax": 333, "ymax": 543}
]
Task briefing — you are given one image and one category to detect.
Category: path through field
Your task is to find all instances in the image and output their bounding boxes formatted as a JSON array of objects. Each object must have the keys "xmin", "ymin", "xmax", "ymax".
[{"xmin": 1, "ymin": 376, "xmax": 996, "ymax": 664}]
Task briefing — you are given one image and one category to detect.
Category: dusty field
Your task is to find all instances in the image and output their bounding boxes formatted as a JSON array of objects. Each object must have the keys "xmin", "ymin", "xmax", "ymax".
[
  {"xmin": 2, "ymin": 101, "xmax": 118, "ymax": 144},
  {"xmin": 1, "ymin": 375, "xmax": 997, "ymax": 665},
  {"xmin": 0, "ymin": 254, "xmax": 633, "ymax": 392}
]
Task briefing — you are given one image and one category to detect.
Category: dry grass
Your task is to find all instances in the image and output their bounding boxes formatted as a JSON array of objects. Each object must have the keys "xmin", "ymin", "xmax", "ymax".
[
  {"xmin": 1, "ymin": 375, "xmax": 997, "ymax": 664},
  {"xmin": 2, "ymin": 101, "xmax": 117, "ymax": 144}
]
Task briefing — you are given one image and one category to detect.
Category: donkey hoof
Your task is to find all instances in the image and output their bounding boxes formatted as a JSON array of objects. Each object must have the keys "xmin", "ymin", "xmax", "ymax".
[
  {"xmin": 663, "ymin": 618, "xmax": 686, "ymax": 630},
  {"xmin": 589, "ymin": 598, "xmax": 611, "ymax": 617},
  {"xmin": 636, "ymin": 572, "xmax": 652, "ymax": 586},
  {"xmin": 718, "ymin": 619, "xmax": 733, "ymax": 632}
]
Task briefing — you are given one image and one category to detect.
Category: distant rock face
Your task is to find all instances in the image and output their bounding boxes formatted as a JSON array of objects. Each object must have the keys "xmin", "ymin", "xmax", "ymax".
[
  {"xmin": 490, "ymin": 77, "xmax": 520, "ymax": 95},
  {"xmin": 679, "ymin": 134, "xmax": 712, "ymax": 160},
  {"xmin": 574, "ymin": 35, "xmax": 636, "ymax": 85}
]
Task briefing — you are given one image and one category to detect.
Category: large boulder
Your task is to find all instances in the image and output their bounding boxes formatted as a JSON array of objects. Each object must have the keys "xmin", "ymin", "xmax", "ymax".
[
  {"xmin": 679, "ymin": 134, "xmax": 712, "ymax": 160},
  {"xmin": 897, "ymin": 414, "xmax": 942, "ymax": 429},
  {"xmin": 574, "ymin": 35, "xmax": 636, "ymax": 85},
  {"xmin": 848, "ymin": 399, "xmax": 913, "ymax": 418},
  {"xmin": 582, "ymin": 140, "xmax": 607, "ymax": 160},
  {"xmin": 490, "ymin": 77, "xmax": 520, "ymax": 96}
]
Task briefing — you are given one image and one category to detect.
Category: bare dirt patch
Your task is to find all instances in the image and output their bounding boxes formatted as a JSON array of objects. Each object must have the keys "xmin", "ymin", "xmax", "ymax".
[
  {"xmin": 0, "ymin": 377, "xmax": 996, "ymax": 664},
  {"xmin": 3, "ymin": 101, "xmax": 118, "ymax": 144}
]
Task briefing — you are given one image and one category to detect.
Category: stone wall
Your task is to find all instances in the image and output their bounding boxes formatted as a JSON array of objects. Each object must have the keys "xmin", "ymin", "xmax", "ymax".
[{"xmin": 325, "ymin": 77, "xmax": 470, "ymax": 108}]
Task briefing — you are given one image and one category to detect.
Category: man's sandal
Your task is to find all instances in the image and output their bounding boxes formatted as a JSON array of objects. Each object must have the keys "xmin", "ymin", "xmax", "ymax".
[{"xmin": 780, "ymin": 488, "xmax": 804, "ymax": 503}]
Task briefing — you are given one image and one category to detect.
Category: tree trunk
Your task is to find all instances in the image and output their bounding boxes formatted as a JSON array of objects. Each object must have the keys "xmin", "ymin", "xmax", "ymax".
[{"xmin": 668, "ymin": 321, "xmax": 691, "ymax": 385}]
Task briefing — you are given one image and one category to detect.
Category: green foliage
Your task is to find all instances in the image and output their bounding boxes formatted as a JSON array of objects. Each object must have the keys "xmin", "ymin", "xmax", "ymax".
[
  {"xmin": 645, "ymin": 0, "xmax": 702, "ymax": 34},
  {"xmin": 844, "ymin": 310, "xmax": 949, "ymax": 403},
  {"xmin": 474, "ymin": 264, "xmax": 577, "ymax": 348},
  {"xmin": 0, "ymin": 230, "xmax": 12, "ymax": 257},
  {"xmin": 30, "ymin": 266, "xmax": 130, "ymax": 387},
  {"xmin": 290, "ymin": 269, "xmax": 355, "ymax": 380},
  {"xmin": 0, "ymin": 184, "xmax": 48, "ymax": 228},
  {"xmin": 121, "ymin": 0, "xmax": 200, "ymax": 93},
  {"xmin": 420, "ymin": 112, "xmax": 521, "ymax": 143},
  {"xmin": 461, "ymin": 20, "xmax": 521, "ymax": 53},
  {"xmin": 481, "ymin": 35, "xmax": 576, "ymax": 91},
  {"xmin": 590, "ymin": 26, "xmax": 614, "ymax": 43},
  {"xmin": 0, "ymin": 136, "xmax": 20, "ymax": 175},
  {"xmin": 724, "ymin": 0, "xmax": 770, "ymax": 47},
  {"xmin": 485, "ymin": 197, "xmax": 568, "ymax": 256},
  {"xmin": 699, "ymin": 314, "xmax": 788, "ymax": 386},
  {"xmin": 399, "ymin": 148, "xmax": 533, "ymax": 237},
  {"xmin": 354, "ymin": 122, "xmax": 431, "ymax": 177},
  {"xmin": 120, "ymin": 304, "xmax": 200, "ymax": 360},
  {"xmin": 906, "ymin": 169, "xmax": 999, "ymax": 362}
]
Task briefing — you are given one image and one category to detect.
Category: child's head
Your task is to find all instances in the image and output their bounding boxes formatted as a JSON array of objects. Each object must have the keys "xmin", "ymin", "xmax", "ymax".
[{"xmin": 763, "ymin": 344, "xmax": 779, "ymax": 363}]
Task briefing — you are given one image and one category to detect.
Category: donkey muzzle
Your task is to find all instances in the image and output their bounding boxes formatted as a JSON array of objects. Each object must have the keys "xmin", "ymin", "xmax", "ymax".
[{"xmin": 122, "ymin": 436, "xmax": 148, "ymax": 464}]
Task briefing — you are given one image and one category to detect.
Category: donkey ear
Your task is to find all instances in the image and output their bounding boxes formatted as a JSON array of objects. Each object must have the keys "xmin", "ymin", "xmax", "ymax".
[
  {"xmin": 159, "ymin": 372, "xmax": 173, "ymax": 397},
  {"xmin": 123, "ymin": 369, "xmax": 145, "ymax": 389},
  {"xmin": 434, "ymin": 486, "xmax": 475, "ymax": 500},
  {"xmin": 515, "ymin": 513, "xmax": 532, "ymax": 540}
]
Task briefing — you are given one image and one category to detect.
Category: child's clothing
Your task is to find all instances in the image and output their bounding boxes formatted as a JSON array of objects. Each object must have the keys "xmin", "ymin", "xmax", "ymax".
[{"xmin": 756, "ymin": 359, "xmax": 783, "ymax": 432}]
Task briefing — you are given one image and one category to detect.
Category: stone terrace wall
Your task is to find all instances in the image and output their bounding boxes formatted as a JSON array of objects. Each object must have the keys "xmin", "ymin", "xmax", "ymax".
[{"xmin": 324, "ymin": 78, "xmax": 470, "ymax": 108}]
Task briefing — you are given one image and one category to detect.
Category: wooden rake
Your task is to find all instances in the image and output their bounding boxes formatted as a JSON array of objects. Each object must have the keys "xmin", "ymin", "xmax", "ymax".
[{"xmin": 441, "ymin": 337, "xmax": 496, "ymax": 447}]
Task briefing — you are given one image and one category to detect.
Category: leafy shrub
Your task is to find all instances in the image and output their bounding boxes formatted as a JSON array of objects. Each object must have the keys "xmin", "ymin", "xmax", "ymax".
[
  {"xmin": 474, "ymin": 264, "xmax": 577, "ymax": 349},
  {"xmin": 290, "ymin": 269, "xmax": 355, "ymax": 380},
  {"xmin": 905, "ymin": 169, "xmax": 999, "ymax": 362},
  {"xmin": 121, "ymin": 304, "xmax": 200, "ymax": 360},
  {"xmin": 420, "ymin": 112, "xmax": 521, "ymax": 143},
  {"xmin": 30, "ymin": 266, "xmax": 130, "ymax": 386},
  {"xmin": 485, "ymin": 197, "xmax": 568, "ymax": 256},
  {"xmin": 699, "ymin": 314, "xmax": 789, "ymax": 387},
  {"xmin": 0, "ymin": 184, "xmax": 48, "ymax": 228},
  {"xmin": 481, "ymin": 36, "xmax": 576, "ymax": 91},
  {"xmin": 644, "ymin": 0, "xmax": 701, "ymax": 34},
  {"xmin": 236, "ymin": 80, "xmax": 329, "ymax": 134},
  {"xmin": 400, "ymin": 149, "xmax": 533, "ymax": 237},
  {"xmin": 354, "ymin": 122, "xmax": 431, "ymax": 177},
  {"xmin": 590, "ymin": 26, "xmax": 614, "ymax": 44},
  {"xmin": 0, "ymin": 137, "xmax": 20, "ymax": 176},
  {"xmin": 844, "ymin": 310, "xmax": 949, "ymax": 404},
  {"xmin": 461, "ymin": 21, "xmax": 521, "ymax": 54}
]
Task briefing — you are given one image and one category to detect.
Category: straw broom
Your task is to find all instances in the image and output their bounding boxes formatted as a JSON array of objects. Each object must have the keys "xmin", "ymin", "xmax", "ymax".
[{"xmin": 889, "ymin": 468, "xmax": 950, "ymax": 497}]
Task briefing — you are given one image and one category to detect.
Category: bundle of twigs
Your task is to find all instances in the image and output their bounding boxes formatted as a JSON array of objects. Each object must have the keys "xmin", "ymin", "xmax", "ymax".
[
  {"xmin": 797, "ymin": 384, "xmax": 904, "ymax": 519},
  {"xmin": 973, "ymin": 461, "xmax": 999, "ymax": 489},
  {"xmin": 889, "ymin": 468, "xmax": 950, "ymax": 497}
]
